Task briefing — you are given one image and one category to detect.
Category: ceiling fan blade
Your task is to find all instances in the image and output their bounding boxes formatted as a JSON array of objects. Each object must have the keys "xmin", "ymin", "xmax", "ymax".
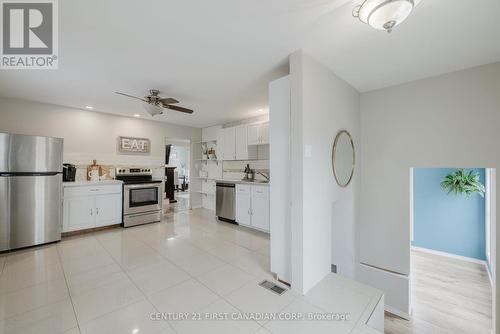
[
  {"xmin": 115, "ymin": 92, "xmax": 148, "ymax": 102},
  {"xmin": 159, "ymin": 97, "xmax": 179, "ymax": 105},
  {"xmin": 164, "ymin": 104, "xmax": 194, "ymax": 114}
]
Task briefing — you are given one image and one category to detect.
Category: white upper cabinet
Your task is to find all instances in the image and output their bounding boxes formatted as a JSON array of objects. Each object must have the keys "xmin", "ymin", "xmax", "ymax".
[
  {"xmin": 247, "ymin": 124, "xmax": 261, "ymax": 145},
  {"xmin": 216, "ymin": 128, "xmax": 224, "ymax": 160},
  {"xmin": 235, "ymin": 126, "xmax": 249, "ymax": 160},
  {"xmin": 247, "ymin": 123, "xmax": 269, "ymax": 145},
  {"xmin": 217, "ymin": 126, "xmax": 257, "ymax": 161},
  {"xmin": 202, "ymin": 125, "xmax": 222, "ymax": 142},
  {"xmin": 222, "ymin": 127, "xmax": 236, "ymax": 160},
  {"xmin": 260, "ymin": 123, "xmax": 269, "ymax": 144}
]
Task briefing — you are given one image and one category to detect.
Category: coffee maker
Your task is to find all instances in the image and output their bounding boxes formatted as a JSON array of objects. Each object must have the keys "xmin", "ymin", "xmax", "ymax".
[{"xmin": 63, "ymin": 163, "xmax": 77, "ymax": 182}]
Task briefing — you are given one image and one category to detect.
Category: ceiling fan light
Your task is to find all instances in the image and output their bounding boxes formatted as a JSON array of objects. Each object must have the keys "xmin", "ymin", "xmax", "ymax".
[
  {"xmin": 143, "ymin": 104, "xmax": 163, "ymax": 116},
  {"xmin": 354, "ymin": 0, "xmax": 418, "ymax": 32}
]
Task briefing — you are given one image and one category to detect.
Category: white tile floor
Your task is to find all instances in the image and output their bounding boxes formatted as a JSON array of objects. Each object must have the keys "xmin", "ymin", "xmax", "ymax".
[{"xmin": 0, "ymin": 208, "xmax": 376, "ymax": 334}]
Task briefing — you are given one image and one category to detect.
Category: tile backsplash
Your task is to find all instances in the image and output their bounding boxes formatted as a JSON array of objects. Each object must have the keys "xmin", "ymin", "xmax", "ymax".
[
  {"xmin": 222, "ymin": 160, "xmax": 270, "ymax": 181},
  {"xmin": 63, "ymin": 152, "xmax": 165, "ymax": 182}
]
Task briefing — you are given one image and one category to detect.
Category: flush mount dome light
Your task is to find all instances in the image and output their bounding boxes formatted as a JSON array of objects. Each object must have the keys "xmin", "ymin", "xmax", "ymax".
[{"xmin": 353, "ymin": 0, "xmax": 420, "ymax": 33}]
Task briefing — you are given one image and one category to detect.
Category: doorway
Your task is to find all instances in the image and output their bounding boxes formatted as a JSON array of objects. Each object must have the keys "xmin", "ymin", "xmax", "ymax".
[
  {"xmin": 387, "ymin": 168, "xmax": 495, "ymax": 333},
  {"xmin": 165, "ymin": 138, "xmax": 191, "ymax": 213}
]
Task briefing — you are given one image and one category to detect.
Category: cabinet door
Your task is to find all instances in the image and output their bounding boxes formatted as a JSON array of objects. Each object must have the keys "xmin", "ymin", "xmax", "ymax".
[
  {"xmin": 95, "ymin": 194, "xmax": 122, "ymax": 227},
  {"xmin": 251, "ymin": 186, "xmax": 270, "ymax": 232},
  {"xmin": 235, "ymin": 126, "xmax": 248, "ymax": 160},
  {"xmin": 223, "ymin": 127, "xmax": 236, "ymax": 160},
  {"xmin": 63, "ymin": 197, "xmax": 95, "ymax": 232},
  {"xmin": 247, "ymin": 124, "xmax": 261, "ymax": 145},
  {"xmin": 236, "ymin": 185, "xmax": 252, "ymax": 227},
  {"xmin": 260, "ymin": 123, "xmax": 269, "ymax": 144},
  {"xmin": 216, "ymin": 129, "xmax": 224, "ymax": 160}
]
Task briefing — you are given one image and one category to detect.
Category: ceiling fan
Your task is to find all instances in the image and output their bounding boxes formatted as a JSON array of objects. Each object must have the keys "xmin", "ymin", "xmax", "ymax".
[{"xmin": 115, "ymin": 89, "xmax": 194, "ymax": 116}]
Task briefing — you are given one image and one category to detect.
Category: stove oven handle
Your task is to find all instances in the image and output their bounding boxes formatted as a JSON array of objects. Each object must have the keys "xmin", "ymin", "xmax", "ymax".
[{"xmin": 124, "ymin": 183, "xmax": 162, "ymax": 190}]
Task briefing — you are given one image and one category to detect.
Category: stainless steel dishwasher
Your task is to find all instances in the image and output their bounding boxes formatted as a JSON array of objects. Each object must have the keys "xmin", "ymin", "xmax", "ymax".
[{"xmin": 216, "ymin": 182, "xmax": 236, "ymax": 223}]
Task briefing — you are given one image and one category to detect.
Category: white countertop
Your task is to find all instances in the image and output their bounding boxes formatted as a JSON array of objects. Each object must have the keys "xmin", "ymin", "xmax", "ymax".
[
  {"xmin": 215, "ymin": 179, "xmax": 270, "ymax": 186},
  {"xmin": 63, "ymin": 180, "xmax": 123, "ymax": 187}
]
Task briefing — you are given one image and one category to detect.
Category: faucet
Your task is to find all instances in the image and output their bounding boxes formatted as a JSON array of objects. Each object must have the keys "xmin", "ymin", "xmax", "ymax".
[{"xmin": 256, "ymin": 171, "xmax": 270, "ymax": 181}]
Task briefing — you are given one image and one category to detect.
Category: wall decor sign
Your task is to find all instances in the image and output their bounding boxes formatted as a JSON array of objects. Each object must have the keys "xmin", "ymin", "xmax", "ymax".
[{"xmin": 118, "ymin": 136, "xmax": 151, "ymax": 154}]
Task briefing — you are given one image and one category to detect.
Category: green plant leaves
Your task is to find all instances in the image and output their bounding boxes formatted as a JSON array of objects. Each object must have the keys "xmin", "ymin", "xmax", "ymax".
[{"xmin": 440, "ymin": 169, "xmax": 485, "ymax": 198}]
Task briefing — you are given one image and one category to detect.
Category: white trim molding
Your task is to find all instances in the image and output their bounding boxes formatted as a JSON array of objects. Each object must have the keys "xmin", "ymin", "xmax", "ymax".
[
  {"xmin": 411, "ymin": 246, "xmax": 487, "ymax": 266},
  {"xmin": 385, "ymin": 305, "xmax": 410, "ymax": 321}
]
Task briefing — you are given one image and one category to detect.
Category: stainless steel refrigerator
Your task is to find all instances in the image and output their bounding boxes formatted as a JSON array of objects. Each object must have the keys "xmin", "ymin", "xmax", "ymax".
[{"xmin": 0, "ymin": 133, "xmax": 63, "ymax": 251}]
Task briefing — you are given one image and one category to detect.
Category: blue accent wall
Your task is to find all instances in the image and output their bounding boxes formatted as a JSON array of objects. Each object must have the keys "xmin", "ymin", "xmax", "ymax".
[{"xmin": 412, "ymin": 168, "xmax": 486, "ymax": 260}]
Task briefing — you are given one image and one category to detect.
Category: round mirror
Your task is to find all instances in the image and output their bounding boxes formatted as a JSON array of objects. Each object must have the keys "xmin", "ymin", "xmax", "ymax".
[{"xmin": 332, "ymin": 130, "xmax": 355, "ymax": 187}]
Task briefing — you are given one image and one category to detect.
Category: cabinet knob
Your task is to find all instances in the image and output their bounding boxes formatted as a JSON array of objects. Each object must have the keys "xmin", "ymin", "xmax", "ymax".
[{"xmin": 90, "ymin": 208, "xmax": 93, "ymax": 216}]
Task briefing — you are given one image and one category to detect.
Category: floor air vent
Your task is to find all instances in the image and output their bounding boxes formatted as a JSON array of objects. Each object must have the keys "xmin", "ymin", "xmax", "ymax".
[{"xmin": 259, "ymin": 280, "xmax": 287, "ymax": 295}]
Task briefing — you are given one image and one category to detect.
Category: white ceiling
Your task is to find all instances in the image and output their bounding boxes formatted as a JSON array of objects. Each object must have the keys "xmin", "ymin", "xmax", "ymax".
[{"xmin": 0, "ymin": 0, "xmax": 499, "ymax": 128}]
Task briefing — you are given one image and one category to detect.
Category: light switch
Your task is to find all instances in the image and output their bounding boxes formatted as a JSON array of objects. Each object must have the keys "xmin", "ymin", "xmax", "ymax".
[{"xmin": 304, "ymin": 145, "xmax": 312, "ymax": 158}]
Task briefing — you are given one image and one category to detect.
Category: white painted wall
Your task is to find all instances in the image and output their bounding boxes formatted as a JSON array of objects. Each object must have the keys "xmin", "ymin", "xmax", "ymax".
[
  {"xmin": 289, "ymin": 51, "xmax": 360, "ymax": 293},
  {"xmin": 358, "ymin": 62, "xmax": 500, "ymax": 322},
  {"xmin": 269, "ymin": 75, "xmax": 292, "ymax": 283},
  {"xmin": 0, "ymin": 97, "xmax": 202, "ymax": 165},
  {"xmin": 0, "ymin": 97, "xmax": 202, "ymax": 207}
]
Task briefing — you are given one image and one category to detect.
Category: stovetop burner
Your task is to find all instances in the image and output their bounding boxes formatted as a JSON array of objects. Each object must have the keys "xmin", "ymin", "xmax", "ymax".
[{"xmin": 115, "ymin": 167, "xmax": 161, "ymax": 184}]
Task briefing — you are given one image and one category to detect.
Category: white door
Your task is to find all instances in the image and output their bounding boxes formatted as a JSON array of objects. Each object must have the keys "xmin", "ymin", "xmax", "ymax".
[
  {"xmin": 247, "ymin": 124, "xmax": 261, "ymax": 145},
  {"xmin": 251, "ymin": 186, "xmax": 270, "ymax": 232},
  {"xmin": 235, "ymin": 126, "xmax": 248, "ymax": 160},
  {"xmin": 236, "ymin": 185, "xmax": 252, "ymax": 227},
  {"xmin": 223, "ymin": 127, "xmax": 236, "ymax": 160},
  {"xmin": 95, "ymin": 194, "xmax": 122, "ymax": 227},
  {"xmin": 260, "ymin": 123, "xmax": 269, "ymax": 144},
  {"xmin": 63, "ymin": 197, "xmax": 95, "ymax": 232}
]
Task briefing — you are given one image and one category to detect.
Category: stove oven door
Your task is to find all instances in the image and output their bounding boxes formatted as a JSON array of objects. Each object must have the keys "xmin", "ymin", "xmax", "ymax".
[{"xmin": 124, "ymin": 183, "xmax": 162, "ymax": 215}]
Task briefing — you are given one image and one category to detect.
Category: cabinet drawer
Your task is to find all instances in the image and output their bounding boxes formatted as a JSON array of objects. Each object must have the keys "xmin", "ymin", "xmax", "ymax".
[
  {"xmin": 236, "ymin": 184, "xmax": 251, "ymax": 194},
  {"xmin": 252, "ymin": 185, "xmax": 269, "ymax": 197},
  {"xmin": 64, "ymin": 185, "xmax": 122, "ymax": 198}
]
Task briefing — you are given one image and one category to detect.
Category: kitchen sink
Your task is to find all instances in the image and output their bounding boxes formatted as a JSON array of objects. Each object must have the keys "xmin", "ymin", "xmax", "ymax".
[{"xmin": 242, "ymin": 179, "xmax": 269, "ymax": 184}]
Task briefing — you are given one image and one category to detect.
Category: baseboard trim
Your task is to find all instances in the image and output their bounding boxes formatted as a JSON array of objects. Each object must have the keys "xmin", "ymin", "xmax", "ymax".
[
  {"xmin": 411, "ymin": 246, "xmax": 487, "ymax": 266},
  {"xmin": 487, "ymin": 264, "xmax": 494, "ymax": 288},
  {"xmin": 385, "ymin": 305, "xmax": 410, "ymax": 320}
]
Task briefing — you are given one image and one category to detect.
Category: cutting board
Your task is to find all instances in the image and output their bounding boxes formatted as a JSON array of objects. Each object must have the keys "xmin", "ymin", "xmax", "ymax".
[{"xmin": 86, "ymin": 160, "xmax": 102, "ymax": 181}]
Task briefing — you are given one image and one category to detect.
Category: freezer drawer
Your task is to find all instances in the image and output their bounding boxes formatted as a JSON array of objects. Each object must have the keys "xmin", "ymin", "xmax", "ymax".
[{"xmin": 0, "ymin": 174, "xmax": 62, "ymax": 251}]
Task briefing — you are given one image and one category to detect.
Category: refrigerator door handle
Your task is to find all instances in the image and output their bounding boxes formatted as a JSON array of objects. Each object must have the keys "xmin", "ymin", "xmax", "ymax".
[{"xmin": 0, "ymin": 172, "xmax": 61, "ymax": 177}]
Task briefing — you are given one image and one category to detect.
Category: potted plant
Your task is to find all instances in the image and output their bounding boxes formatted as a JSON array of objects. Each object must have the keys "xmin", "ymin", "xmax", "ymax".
[{"xmin": 441, "ymin": 169, "xmax": 485, "ymax": 198}]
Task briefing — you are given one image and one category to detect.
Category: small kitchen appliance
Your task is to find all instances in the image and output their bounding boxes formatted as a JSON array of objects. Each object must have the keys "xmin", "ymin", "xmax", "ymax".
[{"xmin": 63, "ymin": 163, "xmax": 77, "ymax": 182}]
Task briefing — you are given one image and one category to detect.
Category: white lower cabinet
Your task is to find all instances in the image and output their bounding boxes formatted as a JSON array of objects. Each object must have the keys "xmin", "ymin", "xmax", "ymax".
[
  {"xmin": 235, "ymin": 184, "xmax": 269, "ymax": 232},
  {"xmin": 250, "ymin": 186, "xmax": 270, "ymax": 231},
  {"xmin": 95, "ymin": 194, "xmax": 122, "ymax": 227},
  {"xmin": 63, "ymin": 184, "xmax": 122, "ymax": 232},
  {"xmin": 63, "ymin": 197, "xmax": 95, "ymax": 232},
  {"xmin": 236, "ymin": 185, "xmax": 252, "ymax": 227}
]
